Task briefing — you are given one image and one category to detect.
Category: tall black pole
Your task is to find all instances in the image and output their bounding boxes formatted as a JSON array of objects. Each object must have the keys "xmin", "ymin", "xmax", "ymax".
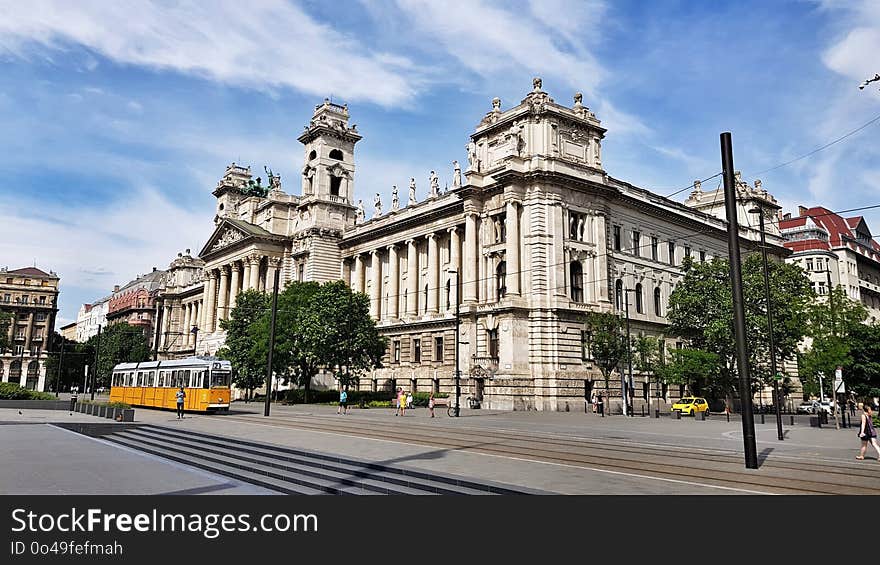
[
  {"xmin": 721, "ymin": 132, "xmax": 758, "ymax": 469},
  {"xmin": 624, "ymin": 290, "xmax": 632, "ymax": 417},
  {"xmin": 91, "ymin": 324, "xmax": 102, "ymax": 401},
  {"xmin": 453, "ymin": 270, "xmax": 461, "ymax": 418},
  {"xmin": 264, "ymin": 268, "xmax": 280, "ymax": 417},
  {"xmin": 827, "ymin": 269, "xmax": 839, "ymax": 429},
  {"xmin": 754, "ymin": 210, "xmax": 784, "ymax": 441},
  {"xmin": 56, "ymin": 337, "xmax": 65, "ymax": 397}
]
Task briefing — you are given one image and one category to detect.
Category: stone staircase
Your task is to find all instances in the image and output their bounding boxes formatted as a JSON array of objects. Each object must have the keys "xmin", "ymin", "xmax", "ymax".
[{"xmin": 92, "ymin": 424, "xmax": 535, "ymax": 495}]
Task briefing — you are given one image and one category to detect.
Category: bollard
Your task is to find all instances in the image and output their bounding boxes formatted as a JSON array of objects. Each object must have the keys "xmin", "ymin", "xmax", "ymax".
[
  {"xmin": 674, "ymin": 410, "xmax": 681, "ymax": 420},
  {"xmin": 761, "ymin": 413, "xmax": 765, "ymax": 425},
  {"xmin": 790, "ymin": 415, "xmax": 794, "ymax": 426},
  {"xmin": 654, "ymin": 409, "xmax": 660, "ymax": 419},
  {"xmin": 641, "ymin": 405, "xmax": 645, "ymax": 417},
  {"xmin": 726, "ymin": 411, "xmax": 730, "ymax": 423}
]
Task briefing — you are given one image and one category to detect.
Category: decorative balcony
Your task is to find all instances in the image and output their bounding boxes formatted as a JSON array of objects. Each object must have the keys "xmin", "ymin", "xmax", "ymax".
[{"xmin": 471, "ymin": 355, "xmax": 499, "ymax": 377}]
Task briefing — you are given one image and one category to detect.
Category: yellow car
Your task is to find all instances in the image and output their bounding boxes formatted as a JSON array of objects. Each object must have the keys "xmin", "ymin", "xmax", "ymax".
[{"xmin": 672, "ymin": 397, "xmax": 710, "ymax": 416}]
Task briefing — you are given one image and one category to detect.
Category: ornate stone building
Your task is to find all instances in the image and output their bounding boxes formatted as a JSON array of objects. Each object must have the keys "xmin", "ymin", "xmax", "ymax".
[
  {"xmin": 0, "ymin": 266, "xmax": 60, "ymax": 391},
  {"xmin": 158, "ymin": 80, "xmax": 786, "ymax": 411},
  {"xmin": 106, "ymin": 268, "xmax": 165, "ymax": 340},
  {"xmin": 75, "ymin": 295, "xmax": 109, "ymax": 343}
]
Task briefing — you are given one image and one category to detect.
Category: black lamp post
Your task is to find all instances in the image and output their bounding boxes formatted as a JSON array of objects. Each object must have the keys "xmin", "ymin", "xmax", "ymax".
[
  {"xmin": 621, "ymin": 288, "xmax": 636, "ymax": 417},
  {"xmin": 449, "ymin": 269, "xmax": 461, "ymax": 417},
  {"xmin": 749, "ymin": 205, "xmax": 784, "ymax": 441}
]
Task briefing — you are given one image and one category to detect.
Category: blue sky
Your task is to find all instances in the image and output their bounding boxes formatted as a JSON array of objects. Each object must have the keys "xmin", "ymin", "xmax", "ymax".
[{"xmin": 0, "ymin": 0, "xmax": 878, "ymax": 328}]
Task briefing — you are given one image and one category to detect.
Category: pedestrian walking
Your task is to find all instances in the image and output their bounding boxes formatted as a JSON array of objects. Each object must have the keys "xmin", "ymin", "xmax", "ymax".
[
  {"xmin": 176, "ymin": 386, "xmax": 186, "ymax": 420},
  {"xmin": 849, "ymin": 398, "xmax": 856, "ymax": 419},
  {"xmin": 337, "ymin": 388, "xmax": 348, "ymax": 415},
  {"xmin": 856, "ymin": 404, "xmax": 880, "ymax": 461},
  {"xmin": 406, "ymin": 391, "xmax": 413, "ymax": 409},
  {"xmin": 394, "ymin": 387, "xmax": 401, "ymax": 415},
  {"xmin": 590, "ymin": 391, "xmax": 597, "ymax": 414},
  {"xmin": 428, "ymin": 392, "xmax": 435, "ymax": 418},
  {"xmin": 597, "ymin": 393, "xmax": 604, "ymax": 417},
  {"xmin": 398, "ymin": 389, "xmax": 407, "ymax": 416},
  {"xmin": 69, "ymin": 387, "xmax": 78, "ymax": 415}
]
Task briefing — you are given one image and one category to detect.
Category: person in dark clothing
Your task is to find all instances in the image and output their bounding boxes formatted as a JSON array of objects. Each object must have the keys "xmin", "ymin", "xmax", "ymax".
[
  {"xmin": 856, "ymin": 404, "xmax": 880, "ymax": 461},
  {"xmin": 176, "ymin": 387, "xmax": 186, "ymax": 420}
]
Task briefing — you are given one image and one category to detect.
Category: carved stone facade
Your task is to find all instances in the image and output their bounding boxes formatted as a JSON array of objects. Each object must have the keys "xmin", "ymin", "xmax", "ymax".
[{"xmin": 157, "ymin": 80, "xmax": 787, "ymax": 411}]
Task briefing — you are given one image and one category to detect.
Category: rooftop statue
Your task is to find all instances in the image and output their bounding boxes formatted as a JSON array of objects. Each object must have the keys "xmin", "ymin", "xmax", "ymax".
[
  {"xmin": 452, "ymin": 160, "xmax": 462, "ymax": 188},
  {"xmin": 429, "ymin": 170, "xmax": 439, "ymax": 197},
  {"xmin": 374, "ymin": 193, "xmax": 383, "ymax": 217},
  {"xmin": 409, "ymin": 177, "xmax": 417, "ymax": 205},
  {"xmin": 356, "ymin": 200, "xmax": 365, "ymax": 224},
  {"xmin": 391, "ymin": 185, "xmax": 400, "ymax": 212}
]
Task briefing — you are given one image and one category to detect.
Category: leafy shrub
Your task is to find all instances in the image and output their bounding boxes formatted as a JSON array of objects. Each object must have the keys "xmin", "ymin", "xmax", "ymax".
[
  {"xmin": 0, "ymin": 382, "xmax": 55, "ymax": 400},
  {"xmin": 106, "ymin": 402, "xmax": 131, "ymax": 409}
]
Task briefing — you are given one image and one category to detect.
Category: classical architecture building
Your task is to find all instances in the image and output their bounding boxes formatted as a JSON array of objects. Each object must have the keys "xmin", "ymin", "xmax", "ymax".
[
  {"xmin": 106, "ymin": 268, "xmax": 165, "ymax": 341},
  {"xmin": 147, "ymin": 79, "xmax": 789, "ymax": 411},
  {"xmin": 75, "ymin": 295, "xmax": 110, "ymax": 343},
  {"xmin": 780, "ymin": 206, "xmax": 880, "ymax": 322},
  {"xmin": 0, "ymin": 266, "xmax": 60, "ymax": 391}
]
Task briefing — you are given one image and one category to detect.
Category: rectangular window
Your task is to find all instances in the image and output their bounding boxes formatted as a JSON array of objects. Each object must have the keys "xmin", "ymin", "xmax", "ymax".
[
  {"xmin": 299, "ymin": 263, "xmax": 305, "ymax": 282},
  {"xmin": 632, "ymin": 231, "xmax": 641, "ymax": 257},
  {"xmin": 39, "ymin": 296, "xmax": 46, "ymax": 304},
  {"xmin": 699, "ymin": 250, "xmax": 706, "ymax": 262},
  {"xmin": 613, "ymin": 226, "xmax": 621, "ymax": 251},
  {"xmin": 651, "ymin": 237, "xmax": 659, "ymax": 261},
  {"xmin": 14, "ymin": 345, "xmax": 23, "ymax": 356},
  {"xmin": 581, "ymin": 330, "xmax": 592, "ymax": 361},
  {"xmin": 393, "ymin": 340, "xmax": 401, "ymax": 363},
  {"xmin": 806, "ymin": 259, "xmax": 814, "ymax": 271},
  {"xmin": 488, "ymin": 329, "xmax": 499, "ymax": 359},
  {"xmin": 434, "ymin": 336, "xmax": 443, "ymax": 362},
  {"xmin": 35, "ymin": 313, "xmax": 45, "ymax": 322},
  {"xmin": 22, "ymin": 295, "xmax": 29, "ymax": 304},
  {"xmin": 413, "ymin": 338, "xmax": 421, "ymax": 363},
  {"xmin": 684, "ymin": 246, "xmax": 691, "ymax": 258},
  {"xmin": 668, "ymin": 241, "xmax": 676, "ymax": 266},
  {"xmin": 3, "ymin": 294, "xmax": 9, "ymax": 303}
]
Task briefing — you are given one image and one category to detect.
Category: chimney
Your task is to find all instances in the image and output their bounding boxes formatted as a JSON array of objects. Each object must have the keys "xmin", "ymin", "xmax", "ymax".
[
  {"xmin": 113, "ymin": 285, "xmax": 120, "ymax": 292},
  {"xmin": 798, "ymin": 206, "xmax": 808, "ymax": 217},
  {"xmin": 152, "ymin": 267, "xmax": 157, "ymax": 272}
]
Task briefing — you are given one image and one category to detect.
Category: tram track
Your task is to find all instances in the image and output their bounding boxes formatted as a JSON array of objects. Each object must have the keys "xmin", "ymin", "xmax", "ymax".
[{"xmin": 218, "ymin": 413, "xmax": 880, "ymax": 495}]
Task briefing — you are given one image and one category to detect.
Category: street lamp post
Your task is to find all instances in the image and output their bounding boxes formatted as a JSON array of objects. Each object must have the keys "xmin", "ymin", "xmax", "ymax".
[
  {"xmin": 623, "ymin": 289, "xmax": 635, "ymax": 417},
  {"xmin": 91, "ymin": 324, "xmax": 102, "ymax": 401},
  {"xmin": 449, "ymin": 270, "xmax": 461, "ymax": 417},
  {"xmin": 749, "ymin": 205, "xmax": 784, "ymax": 441}
]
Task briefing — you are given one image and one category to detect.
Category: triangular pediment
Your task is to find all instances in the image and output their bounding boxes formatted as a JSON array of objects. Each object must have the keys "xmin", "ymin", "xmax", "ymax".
[{"xmin": 199, "ymin": 218, "xmax": 283, "ymax": 258}]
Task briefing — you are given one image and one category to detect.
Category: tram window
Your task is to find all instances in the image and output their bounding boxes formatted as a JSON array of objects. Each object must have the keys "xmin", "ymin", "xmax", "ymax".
[
  {"xmin": 184, "ymin": 370, "xmax": 191, "ymax": 388},
  {"xmin": 158, "ymin": 371, "xmax": 165, "ymax": 387},
  {"xmin": 147, "ymin": 371, "xmax": 155, "ymax": 387},
  {"xmin": 210, "ymin": 371, "xmax": 230, "ymax": 387},
  {"xmin": 137, "ymin": 372, "xmax": 143, "ymax": 386},
  {"xmin": 193, "ymin": 370, "xmax": 203, "ymax": 389}
]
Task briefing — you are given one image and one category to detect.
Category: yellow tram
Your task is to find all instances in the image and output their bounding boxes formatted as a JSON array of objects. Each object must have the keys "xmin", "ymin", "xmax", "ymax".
[{"xmin": 109, "ymin": 357, "xmax": 232, "ymax": 413}]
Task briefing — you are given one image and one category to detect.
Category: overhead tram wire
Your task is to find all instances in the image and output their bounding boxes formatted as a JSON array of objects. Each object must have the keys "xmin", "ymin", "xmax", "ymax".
[{"xmin": 663, "ymin": 172, "xmax": 723, "ymax": 199}]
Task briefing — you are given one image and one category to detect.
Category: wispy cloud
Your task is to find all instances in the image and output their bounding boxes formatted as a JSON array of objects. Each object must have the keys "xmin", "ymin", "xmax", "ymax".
[{"xmin": 0, "ymin": 0, "xmax": 424, "ymax": 106}]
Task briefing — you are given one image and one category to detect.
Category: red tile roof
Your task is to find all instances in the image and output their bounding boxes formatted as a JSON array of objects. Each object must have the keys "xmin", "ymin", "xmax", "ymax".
[{"xmin": 7, "ymin": 267, "xmax": 54, "ymax": 277}]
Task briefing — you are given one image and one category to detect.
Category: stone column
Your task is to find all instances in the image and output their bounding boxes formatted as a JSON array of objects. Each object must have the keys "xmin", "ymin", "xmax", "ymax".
[
  {"xmin": 370, "ymin": 250, "xmax": 382, "ymax": 320},
  {"xmin": 406, "ymin": 239, "xmax": 419, "ymax": 316},
  {"xmin": 217, "ymin": 266, "xmax": 230, "ymax": 322},
  {"xmin": 205, "ymin": 272, "xmax": 218, "ymax": 333},
  {"xmin": 266, "ymin": 257, "xmax": 280, "ymax": 291},
  {"xmin": 353, "ymin": 254, "xmax": 365, "ymax": 294},
  {"xmin": 427, "ymin": 233, "xmax": 439, "ymax": 314},
  {"xmin": 583, "ymin": 257, "xmax": 593, "ymax": 303},
  {"xmin": 242, "ymin": 260, "xmax": 252, "ymax": 291},
  {"xmin": 594, "ymin": 215, "xmax": 609, "ymax": 302},
  {"xmin": 463, "ymin": 214, "xmax": 478, "ymax": 303},
  {"xmin": 448, "ymin": 227, "xmax": 460, "ymax": 311},
  {"xmin": 489, "ymin": 256, "xmax": 498, "ymax": 302},
  {"xmin": 229, "ymin": 263, "xmax": 241, "ymax": 309},
  {"xmin": 387, "ymin": 244, "xmax": 400, "ymax": 320},
  {"xmin": 249, "ymin": 255, "xmax": 261, "ymax": 290},
  {"xmin": 506, "ymin": 200, "xmax": 520, "ymax": 295},
  {"xmin": 24, "ymin": 312, "xmax": 34, "ymax": 353},
  {"xmin": 181, "ymin": 303, "xmax": 191, "ymax": 348},
  {"xmin": 259, "ymin": 257, "xmax": 268, "ymax": 292},
  {"xmin": 563, "ymin": 249, "xmax": 571, "ymax": 300}
]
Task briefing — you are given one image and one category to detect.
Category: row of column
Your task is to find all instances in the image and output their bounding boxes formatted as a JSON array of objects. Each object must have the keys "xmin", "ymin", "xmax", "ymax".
[
  {"xmin": 349, "ymin": 201, "xmax": 521, "ymax": 321},
  {"xmin": 161, "ymin": 299, "xmax": 202, "ymax": 350},
  {"xmin": 200, "ymin": 254, "xmax": 283, "ymax": 334}
]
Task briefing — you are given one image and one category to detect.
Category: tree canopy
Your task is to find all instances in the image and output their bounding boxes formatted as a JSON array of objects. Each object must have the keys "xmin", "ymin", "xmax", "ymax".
[
  {"xmin": 219, "ymin": 289, "xmax": 271, "ymax": 397},
  {"xmin": 584, "ymin": 310, "xmax": 627, "ymax": 397},
  {"xmin": 83, "ymin": 323, "xmax": 151, "ymax": 388}
]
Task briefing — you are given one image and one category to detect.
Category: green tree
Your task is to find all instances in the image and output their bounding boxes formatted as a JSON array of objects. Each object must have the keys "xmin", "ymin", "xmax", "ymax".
[
  {"xmin": 43, "ymin": 333, "xmax": 88, "ymax": 393},
  {"xmin": 219, "ymin": 289, "xmax": 271, "ymax": 400},
  {"xmin": 266, "ymin": 281, "xmax": 321, "ymax": 402},
  {"xmin": 584, "ymin": 310, "xmax": 628, "ymax": 404},
  {"xmin": 307, "ymin": 281, "xmax": 387, "ymax": 391},
  {"xmin": 655, "ymin": 348, "xmax": 722, "ymax": 399},
  {"xmin": 846, "ymin": 322, "xmax": 880, "ymax": 399},
  {"xmin": 799, "ymin": 285, "xmax": 868, "ymax": 399},
  {"xmin": 667, "ymin": 255, "xmax": 814, "ymax": 399},
  {"xmin": 84, "ymin": 323, "xmax": 151, "ymax": 388}
]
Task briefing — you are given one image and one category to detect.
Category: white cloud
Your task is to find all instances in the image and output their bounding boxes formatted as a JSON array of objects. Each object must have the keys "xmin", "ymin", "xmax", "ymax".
[{"xmin": 0, "ymin": 0, "xmax": 424, "ymax": 107}]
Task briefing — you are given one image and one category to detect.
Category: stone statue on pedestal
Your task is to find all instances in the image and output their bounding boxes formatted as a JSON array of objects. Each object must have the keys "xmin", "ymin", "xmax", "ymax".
[
  {"xmin": 452, "ymin": 160, "xmax": 462, "ymax": 188},
  {"xmin": 409, "ymin": 178, "xmax": 417, "ymax": 205},
  {"xmin": 429, "ymin": 170, "xmax": 439, "ymax": 197},
  {"xmin": 391, "ymin": 185, "xmax": 400, "ymax": 212},
  {"xmin": 466, "ymin": 142, "xmax": 478, "ymax": 172},
  {"xmin": 374, "ymin": 193, "xmax": 382, "ymax": 217},
  {"xmin": 356, "ymin": 200, "xmax": 365, "ymax": 224}
]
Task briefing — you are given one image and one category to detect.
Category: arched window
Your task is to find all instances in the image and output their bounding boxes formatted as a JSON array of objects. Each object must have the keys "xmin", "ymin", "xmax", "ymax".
[
  {"xmin": 9, "ymin": 360, "xmax": 21, "ymax": 380},
  {"xmin": 570, "ymin": 262, "xmax": 583, "ymax": 302},
  {"xmin": 635, "ymin": 283, "xmax": 643, "ymax": 314},
  {"xmin": 329, "ymin": 175, "xmax": 341, "ymax": 196},
  {"xmin": 496, "ymin": 261, "xmax": 507, "ymax": 298},
  {"xmin": 308, "ymin": 149, "xmax": 317, "ymax": 161},
  {"xmin": 329, "ymin": 149, "xmax": 343, "ymax": 160},
  {"xmin": 26, "ymin": 361, "xmax": 40, "ymax": 390},
  {"xmin": 615, "ymin": 279, "xmax": 623, "ymax": 311},
  {"xmin": 654, "ymin": 287, "xmax": 662, "ymax": 317}
]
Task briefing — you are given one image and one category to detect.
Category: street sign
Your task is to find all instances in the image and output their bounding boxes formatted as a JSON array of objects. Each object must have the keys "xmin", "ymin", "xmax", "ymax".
[
  {"xmin": 834, "ymin": 367, "xmax": 845, "ymax": 394},
  {"xmin": 774, "ymin": 372, "xmax": 784, "ymax": 381}
]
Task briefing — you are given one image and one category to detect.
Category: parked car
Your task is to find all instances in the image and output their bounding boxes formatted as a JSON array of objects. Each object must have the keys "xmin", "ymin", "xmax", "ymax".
[
  {"xmin": 798, "ymin": 401, "xmax": 817, "ymax": 414},
  {"xmin": 671, "ymin": 397, "xmax": 710, "ymax": 416},
  {"xmin": 798, "ymin": 400, "xmax": 838, "ymax": 414}
]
